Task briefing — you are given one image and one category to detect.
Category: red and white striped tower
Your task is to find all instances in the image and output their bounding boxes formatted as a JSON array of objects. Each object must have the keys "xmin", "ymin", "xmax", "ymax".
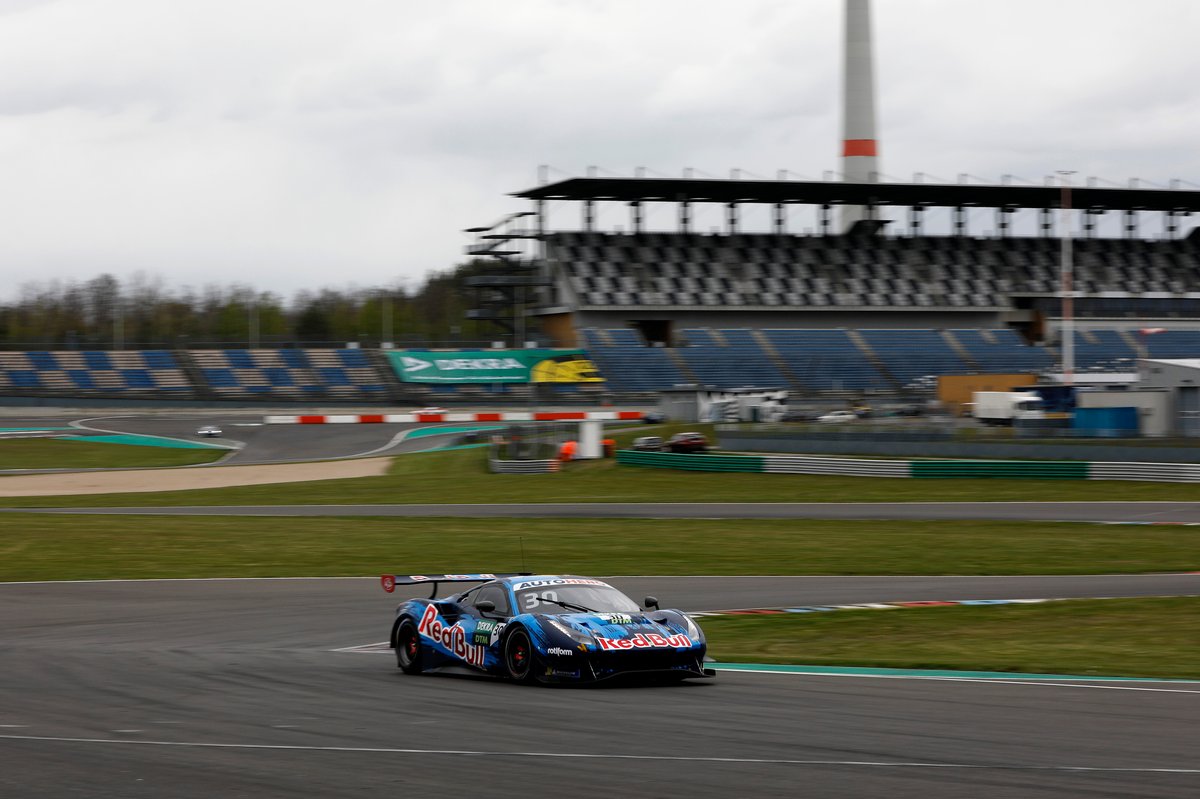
[{"xmin": 841, "ymin": 0, "xmax": 879, "ymax": 229}]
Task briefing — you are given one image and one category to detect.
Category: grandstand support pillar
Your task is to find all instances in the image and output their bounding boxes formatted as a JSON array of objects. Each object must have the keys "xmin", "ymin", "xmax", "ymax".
[
  {"xmin": 997, "ymin": 206, "xmax": 1014, "ymax": 237},
  {"xmin": 773, "ymin": 203, "xmax": 786, "ymax": 234},
  {"xmin": 583, "ymin": 200, "xmax": 595, "ymax": 232},
  {"xmin": 1059, "ymin": 172, "xmax": 1076, "ymax": 386},
  {"xmin": 576, "ymin": 419, "xmax": 603, "ymax": 459},
  {"xmin": 908, "ymin": 204, "xmax": 924, "ymax": 236},
  {"xmin": 820, "ymin": 204, "xmax": 832, "ymax": 235},
  {"xmin": 536, "ymin": 200, "xmax": 546, "ymax": 237},
  {"xmin": 953, "ymin": 206, "xmax": 967, "ymax": 236},
  {"xmin": 1123, "ymin": 209, "xmax": 1137, "ymax": 239},
  {"xmin": 726, "ymin": 203, "xmax": 739, "ymax": 235},
  {"xmin": 1039, "ymin": 208, "xmax": 1053, "ymax": 238},
  {"xmin": 679, "ymin": 200, "xmax": 691, "ymax": 233},
  {"xmin": 630, "ymin": 201, "xmax": 643, "ymax": 234}
]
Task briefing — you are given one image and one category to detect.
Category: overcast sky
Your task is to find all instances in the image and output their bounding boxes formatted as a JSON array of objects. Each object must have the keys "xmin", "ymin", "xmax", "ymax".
[{"xmin": 2, "ymin": 0, "xmax": 1199, "ymax": 302}]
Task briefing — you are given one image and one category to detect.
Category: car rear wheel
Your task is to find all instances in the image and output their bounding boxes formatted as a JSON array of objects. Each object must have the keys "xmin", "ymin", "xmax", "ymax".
[
  {"xmin": 504, "ymin": 627, "xmax": 539, "ymax": 683},
  {"xmin": 395, "ymin": 619, "xmax": 423, "ymax": 674}
]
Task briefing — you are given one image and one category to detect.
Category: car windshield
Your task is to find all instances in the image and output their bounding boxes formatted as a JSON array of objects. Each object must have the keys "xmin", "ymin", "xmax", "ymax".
[{"xmin": 513, "ymin": 582, "xmax": 641, "ymax": 615}]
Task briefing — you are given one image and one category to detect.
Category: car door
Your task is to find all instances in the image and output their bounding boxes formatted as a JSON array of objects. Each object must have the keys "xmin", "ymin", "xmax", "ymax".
[{"xmin": 461, "ymin": 583, "xmax": 512, "ymax": 670}]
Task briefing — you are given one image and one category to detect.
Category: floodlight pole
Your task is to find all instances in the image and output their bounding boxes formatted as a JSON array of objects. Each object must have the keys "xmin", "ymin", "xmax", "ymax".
[{"xmin": 1058, "ymin": 171, "xmax": 1076, "ymax": 386}]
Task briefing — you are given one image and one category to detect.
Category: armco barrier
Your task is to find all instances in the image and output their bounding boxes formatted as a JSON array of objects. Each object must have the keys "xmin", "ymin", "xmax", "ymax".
[
  {"xmin": 615, "ymin": 451, "xmax": 766, "ymax": 472},
  {"xmin": 761, "ymin": 455, "xmax": 909, "ymax": 478},
  {"xmin": 910, "ymin": 461, "xmax": 1089, "ymax": 479},
  {"xmin": 617, "ymin": 451, "xmax": 1200, "ymax": 482},
  {"xmin": 487, "ymin": 457, "xmax": 560, "ymax": 474},
  {"xmin": 1088, "ymin": 462, "xmax": 1200, "ymax": 482}
]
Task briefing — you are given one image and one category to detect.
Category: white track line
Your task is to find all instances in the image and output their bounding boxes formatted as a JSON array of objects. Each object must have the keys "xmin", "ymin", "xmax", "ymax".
[{"xmin": 0, "ymin": 734, "xmax": 1195, "ymax": 773}]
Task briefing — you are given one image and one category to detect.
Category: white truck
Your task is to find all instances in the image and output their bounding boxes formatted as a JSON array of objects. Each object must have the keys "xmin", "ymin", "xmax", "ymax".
[{"xmin": 970, "ymin": 391, "xmax": 1045, "ymax": 426}]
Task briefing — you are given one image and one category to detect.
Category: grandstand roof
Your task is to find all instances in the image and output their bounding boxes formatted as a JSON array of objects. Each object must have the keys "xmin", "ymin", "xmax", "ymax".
[{"xmin": 514, "ymin": 178, "xmax": 1200, "ymax": 213}]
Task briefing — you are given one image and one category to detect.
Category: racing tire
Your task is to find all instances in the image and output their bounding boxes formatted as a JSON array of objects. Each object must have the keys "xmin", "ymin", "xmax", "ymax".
[
  {"xmin": 395, "ymin": 619, "xmax": 424, "ymax": 675},
  {"xmin": 503, "ymin": 627, "xmax": 540, "ymax": 684}
]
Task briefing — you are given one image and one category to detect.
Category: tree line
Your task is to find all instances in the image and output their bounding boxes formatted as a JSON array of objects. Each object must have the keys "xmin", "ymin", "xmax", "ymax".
[{"xmin": 0, "ymin": 261, "xmax": 520, "ymax": 349}]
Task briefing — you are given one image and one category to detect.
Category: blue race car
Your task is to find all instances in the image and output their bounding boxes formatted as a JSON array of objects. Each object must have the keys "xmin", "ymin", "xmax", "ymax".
[{"xmin": 382, "ymin": 573, "xmax": 714, "ymax": 683}]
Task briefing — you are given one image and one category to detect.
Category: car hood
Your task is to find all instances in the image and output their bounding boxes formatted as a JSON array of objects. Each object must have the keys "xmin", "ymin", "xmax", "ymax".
[{"xmin": 548, "ymin": 611, "xmax": 697, "ymax": 647}]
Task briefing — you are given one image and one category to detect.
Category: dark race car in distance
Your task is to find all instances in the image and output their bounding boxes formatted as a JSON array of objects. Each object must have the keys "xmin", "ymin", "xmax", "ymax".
[
  {"xmin": 382, "ymin": 573, "xmax": 713, "ymax": 684},
  {"xmin": 666, "ymin": 432, "xmax": 708, "ymax": 453}
]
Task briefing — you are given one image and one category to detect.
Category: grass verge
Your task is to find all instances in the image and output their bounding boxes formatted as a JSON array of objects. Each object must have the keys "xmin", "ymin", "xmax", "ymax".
[
  {"xmin": 702, "ymin": 597, "xmax": 1200, "ymax": 680},
  {"xmin": 2, "ymin": 514, "xmax": 1199, "ymax": 581},
  {"xmin": 7, "ymin": 442, "xmax": 1200, "ymax": 507},
  {"xmin": 0, "ymin": 439, "xmax": 226, "ymax": 470}
]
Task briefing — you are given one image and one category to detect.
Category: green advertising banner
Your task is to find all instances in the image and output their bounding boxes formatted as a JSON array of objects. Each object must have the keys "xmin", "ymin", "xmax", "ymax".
[{"xmin": 386, "ymin": 349, "xmax": 604, "ymax": 384}]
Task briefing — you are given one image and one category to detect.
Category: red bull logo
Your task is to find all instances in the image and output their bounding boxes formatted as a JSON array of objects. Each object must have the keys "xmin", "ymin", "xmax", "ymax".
[
  {"xmin": 416, "ymin": 604, "xmax": 486, "ymax": 667},
  {"xmin": 595, "ymin": 632, "xmax": 692, "ymax": 651}
]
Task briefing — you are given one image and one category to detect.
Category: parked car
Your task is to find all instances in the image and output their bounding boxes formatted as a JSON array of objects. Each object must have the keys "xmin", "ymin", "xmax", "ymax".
[
  {"xmin": 666, "ymin": 432, "xmax": 708, "ymax": 453},
  {"xmin": 815, "ymin": 410, "xmax": 857, "ymax": 424},
  {"xmin": 195, "ymin": 425, "xmax": 223, "ymax": 438},
  {"xmin": 631, "ymin": 436, "xmax": 665, "ymax": 452}
]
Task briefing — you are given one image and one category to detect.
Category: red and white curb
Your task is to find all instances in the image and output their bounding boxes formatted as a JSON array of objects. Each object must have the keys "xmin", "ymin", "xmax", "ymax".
[{"xmin": 264, "ymin": 411, "xmax": 645, "ymax": 424}]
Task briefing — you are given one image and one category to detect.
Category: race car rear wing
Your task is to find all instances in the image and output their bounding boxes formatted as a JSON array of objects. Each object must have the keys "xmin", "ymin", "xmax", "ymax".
[{"xmin": 381, "ymin": 573, "xmax": 530, "ymax": 598}]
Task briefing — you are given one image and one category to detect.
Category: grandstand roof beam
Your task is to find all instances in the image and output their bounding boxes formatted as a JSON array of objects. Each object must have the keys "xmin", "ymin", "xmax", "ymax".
[{"xmin": 513, "ymin": 177, "xmax": 1200, "ymax": 214}]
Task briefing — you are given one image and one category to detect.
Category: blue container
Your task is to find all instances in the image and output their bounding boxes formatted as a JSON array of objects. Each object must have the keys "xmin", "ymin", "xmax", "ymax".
[{"xmin": 1071, "ymin": 407, "xmax": 1139, "ymax": 438}]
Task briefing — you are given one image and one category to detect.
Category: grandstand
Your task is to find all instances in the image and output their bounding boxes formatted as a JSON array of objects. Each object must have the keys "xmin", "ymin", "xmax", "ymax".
[{"xmin": 458, "ymin": 175, "xmax": 1200, "ymax": 395}]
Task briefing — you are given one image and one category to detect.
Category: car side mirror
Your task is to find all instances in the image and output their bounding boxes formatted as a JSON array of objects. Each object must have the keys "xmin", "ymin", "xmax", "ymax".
[
  {"xmin": 476, "ymin": 600, "xmax": 496, "ymax": 613},
  {"xmin": 643, "ymin": 596, "xmax": 659, "ymax": 610}
]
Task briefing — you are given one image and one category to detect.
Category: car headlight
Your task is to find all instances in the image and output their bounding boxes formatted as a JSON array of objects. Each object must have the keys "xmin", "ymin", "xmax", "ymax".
[
  {"xmin": 683, "ymin": 614, "xmax": 703, "ymax": 640},
  {"xmin": 547, "ymin": 619, "xmax": 594, "ymax": 645}
]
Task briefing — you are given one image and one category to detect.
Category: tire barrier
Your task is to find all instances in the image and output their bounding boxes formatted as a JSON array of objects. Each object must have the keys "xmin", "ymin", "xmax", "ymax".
[{"xmin": 616, "ymin": 450, "xmax": 1200, "ymax": 482}]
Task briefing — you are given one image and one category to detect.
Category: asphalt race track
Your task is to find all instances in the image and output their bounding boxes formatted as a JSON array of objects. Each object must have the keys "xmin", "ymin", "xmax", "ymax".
[
  {"xmin": 1, "ymin": 577, "xmax": 1197, "ymax": 799},
  {"xmin": 0, "ymin": 412, "xmax": 488, "ymax": 466}
]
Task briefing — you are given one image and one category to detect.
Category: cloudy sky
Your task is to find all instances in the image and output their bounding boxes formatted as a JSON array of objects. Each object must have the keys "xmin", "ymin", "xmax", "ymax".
[{"xmin": 1, "ymin": 0, "xmax": 1198, "ymax": 301}]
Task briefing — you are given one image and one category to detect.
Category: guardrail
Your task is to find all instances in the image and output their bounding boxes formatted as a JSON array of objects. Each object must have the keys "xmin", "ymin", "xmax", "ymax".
[
  {"xmin": 615, "ymin": 450, "xmax": 1200, "ymax": 482},
  {"xmin": 487, "ymin": 456, "xmax": 561, "ymax": 474}
]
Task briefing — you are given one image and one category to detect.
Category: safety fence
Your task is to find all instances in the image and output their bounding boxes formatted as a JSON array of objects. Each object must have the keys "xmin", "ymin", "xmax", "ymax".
[{"xmin": 615, "ymin": 450, "xmax": 1200, "ymax": 482}]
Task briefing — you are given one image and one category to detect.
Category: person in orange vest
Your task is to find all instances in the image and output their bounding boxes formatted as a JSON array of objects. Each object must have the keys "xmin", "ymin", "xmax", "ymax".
[
  {"xmin": 559, "ymin": 440, "xmax": 578, "ymax": 461},
  {"xmin": 602, "ymin": 438, "xmax": 616, "ymax": 457}
]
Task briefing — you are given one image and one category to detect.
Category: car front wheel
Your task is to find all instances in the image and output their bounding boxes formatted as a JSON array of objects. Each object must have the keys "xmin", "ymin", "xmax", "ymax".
[{"xmin": 504, "ymin": 628, "xmax": 539, "ymax": 683}]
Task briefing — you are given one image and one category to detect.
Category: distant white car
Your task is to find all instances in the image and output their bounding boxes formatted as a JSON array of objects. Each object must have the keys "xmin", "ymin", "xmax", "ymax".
[
  {"xmin": 196, "ymin": 425, "xmax": 223, "ymax": 438},
  {"xmin": 414, "ymin": 407, "xmax": 448, "ymax": 414},
  {"xmin": 815, "ymin": 410, "xmax": 857, "ymax": 424}
]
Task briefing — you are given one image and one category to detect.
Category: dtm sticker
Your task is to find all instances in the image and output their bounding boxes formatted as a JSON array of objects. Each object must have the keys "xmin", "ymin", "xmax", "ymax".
[
  {"xmin": 600, "ymin": 614, "xmax": 633, "ymax": 625},
  {"xmin": 472, "ymin": 619, "xmax": 506, "ymax": 646},
  {"xmin": 417, "ymin": 604, "xmax": 486, "ymax": 667},
  {"xmin": 595, "ymin": 633, "xmax": 692, "ymax": 651}
]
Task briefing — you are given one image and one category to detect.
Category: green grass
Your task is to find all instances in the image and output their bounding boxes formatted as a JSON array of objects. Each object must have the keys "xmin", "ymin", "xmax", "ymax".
[
  {"xmin": 0, "ymin": 439, "xmax": 226, "ymax": 470},
  {"xmin": 7, "ymin": 441, "xmax": 1200, "ymax": 507},
  {"xmin": 702, "ymin": 598, "xmax": 1200, "ymax": 680},
  {"xmin": 2, "ymin": 514, "xmax": 1199, "ymax": 582}
]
